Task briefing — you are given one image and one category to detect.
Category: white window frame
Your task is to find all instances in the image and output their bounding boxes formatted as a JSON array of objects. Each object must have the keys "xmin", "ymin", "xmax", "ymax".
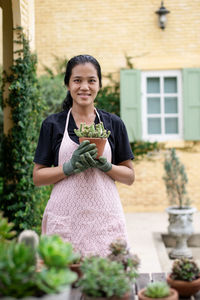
[{"xmin": 141, "ymin": 70, "xmax": 183, "ymax": 142}]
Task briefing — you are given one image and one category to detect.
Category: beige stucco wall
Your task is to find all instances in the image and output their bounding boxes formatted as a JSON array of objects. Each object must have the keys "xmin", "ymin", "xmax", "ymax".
[{"xmin": 35, "ymin": 0, "xmax": 200, "ymax": 74}]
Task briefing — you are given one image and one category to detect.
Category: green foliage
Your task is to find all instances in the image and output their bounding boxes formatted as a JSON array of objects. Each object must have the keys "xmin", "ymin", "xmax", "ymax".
[
  {"xmin": 108, "ymin": 238, "xmax": 140, "ymax": 271},
  {"xmin": 0, "ymin": 242, "xmax": 37, "ymax": 298},
  {"xmin": 171, "ymin": 258, "xmax": 200, "ymax": 282},
  {"xmin": 0, "ymin": 28, "xmax": 48, "ymax": 233},
  {"xmin": 38, "ymin": 74, "xmax": 66, "ymax": 117},
  {"xmin": 78, "ymin": 256, "xmax": 138, "ymax": 298},
  {"xmin": 0, "ymin": 211, "xmax": 16, "ymax": 242},
  {"xmin": 95, "ymin": 75, "xmax": 120, "ymax": 116},
  {"xmin": 74, "ymin": 122, "xmax": 111, "ymax": 138},
  {"xmin": 163, "ymin": 148, "xmax": 191, "ymax": 208},
  {"xmin": 144, "ymin": 281, "xmax": 170, "ymax": 298},
  {"xmin": 38, "ymin": 235, "xmax": 80, "ymax": 268},
  {"xmin": 38, "ymin": 55, "xmax": 68, "ymax": 117},
  {"xmin": 130, "ymin": 141, "xmax": 159, "ymax": 158},
  {"xmin": 0, "ymin": 233, "xmax": 77, "ymax": 298}
]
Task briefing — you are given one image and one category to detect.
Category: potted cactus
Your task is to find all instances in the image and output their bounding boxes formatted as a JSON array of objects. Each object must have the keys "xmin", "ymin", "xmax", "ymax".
[
  {"xmin": 0, "ymin": 217, "xmax": 77, "ymax": 300},
  {"xmin": 138, "ymin": 281, "xmax": 178, "ymax": 300},
  {"xmin": 167, "ymin": 257, "xmax": 200, "ymax": 297},
  {"xmin": 74, "ymin": 122, "xmax": 111, "ymax": 158},
  {"xmin": 77, "ymin": 256, "xmax": 138, "ymax": 299},
  {"xmin": 107, "ymin": 238, "xmax": 140, "ymax": 271},
  {"xmin": 163, "ymin": 148, "xmax": 196, "ymax": 258}
]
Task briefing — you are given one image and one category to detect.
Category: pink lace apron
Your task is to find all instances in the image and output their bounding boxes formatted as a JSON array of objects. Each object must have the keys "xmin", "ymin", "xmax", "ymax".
[{"xmin": 42, "ymin": 109, "xmax": 129, "ymax": 256}]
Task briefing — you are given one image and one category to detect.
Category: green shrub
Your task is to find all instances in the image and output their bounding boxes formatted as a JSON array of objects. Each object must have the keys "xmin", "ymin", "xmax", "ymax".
[
  {"xmin": 163, "ymin": 148, "xmax": 190, "ymax": 208},
  {"xmin": 130, "ymin": 140, "xmax": 159, "ymax": 158},
  {"xmin": 0, "ymin": 28, "xmax": 48, "ymax": 233},
  {"xmin": 38, "ymin": 74, "xmax": 66, "ymax": 117}
]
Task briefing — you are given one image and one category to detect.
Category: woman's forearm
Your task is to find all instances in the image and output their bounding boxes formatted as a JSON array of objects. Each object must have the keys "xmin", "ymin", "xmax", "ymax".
[
  {"xmin": 33, "ymin": 164, "xmax": 66, "ymax": 186},
  {"xmin": 106, "ymin": 161, "xmax": 135, "ymax": 185}
]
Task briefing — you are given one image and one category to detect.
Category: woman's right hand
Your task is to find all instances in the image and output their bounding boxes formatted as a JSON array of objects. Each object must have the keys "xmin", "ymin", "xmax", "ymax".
[{"xmin": 63, "ymin": 140, "xmax": 97, "ymax": 176}]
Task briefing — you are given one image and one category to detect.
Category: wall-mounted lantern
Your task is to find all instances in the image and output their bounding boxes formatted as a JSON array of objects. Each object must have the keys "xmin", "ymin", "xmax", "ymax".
[{"xmin": 155, "ymin": 1, "xmax": 170, "ymax": 30}]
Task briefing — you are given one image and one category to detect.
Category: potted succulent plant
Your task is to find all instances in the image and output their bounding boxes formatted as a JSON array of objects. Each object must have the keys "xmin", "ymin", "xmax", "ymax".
[
  {"xmin": 166, "ymin": 257, "xmax": 200, "ymax": 297},
  {"xmin": 69, "ymin": 251, "xmax": 83, "ymax": 288},
  {"xmin": 0, "ymin": 215, "xmax": 77, "ymax": 300},
  {"xmin": 163, "ymin": 148, "xmax": 196, "ymax": 258},
  {"xmin": 107, "ymin": 238, "xmax": 140, "ymax": 271},
  {"xmin": 77, "ymin": 256, "xmax": 138, "ymax": 300},
  {"xmin": 138, "ymin": 281, "xmax": 178, "ymax": 300},
  {"xmin": 74, "ymin": 122, "xmax": 111, "ymax": 158}
]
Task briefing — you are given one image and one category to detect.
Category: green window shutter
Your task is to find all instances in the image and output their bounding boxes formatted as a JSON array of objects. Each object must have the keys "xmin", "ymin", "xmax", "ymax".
[
  {"xmin": 183, "ymin": 68, "xmax": 200, "ymax": 140},
  {"xmin": 120, "ymin": 69, "xmax": 141, "ymax": 142}
]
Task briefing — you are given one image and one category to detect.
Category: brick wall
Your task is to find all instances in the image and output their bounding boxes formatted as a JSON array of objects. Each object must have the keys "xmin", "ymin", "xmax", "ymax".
[{"xmin": 35, "ymin": 0, "xmax": 200, "ymax": 74}]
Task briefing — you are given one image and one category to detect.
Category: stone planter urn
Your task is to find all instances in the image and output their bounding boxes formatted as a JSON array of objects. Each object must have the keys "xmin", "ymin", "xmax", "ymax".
[{"xmin": 166, "ymin": 206, "xmax": 196, "ymax": 259}]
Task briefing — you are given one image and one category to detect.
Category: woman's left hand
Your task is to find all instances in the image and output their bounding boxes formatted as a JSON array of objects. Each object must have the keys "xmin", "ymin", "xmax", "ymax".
[{"xmin": 75, "ymin": 153, "xmax": 112, "ymax": 173}]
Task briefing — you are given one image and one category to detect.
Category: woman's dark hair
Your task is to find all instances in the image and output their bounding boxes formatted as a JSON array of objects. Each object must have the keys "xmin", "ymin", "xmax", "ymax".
[{"xmin": 63, "ymin": 54, "xmax": 102, "ymax": 110}]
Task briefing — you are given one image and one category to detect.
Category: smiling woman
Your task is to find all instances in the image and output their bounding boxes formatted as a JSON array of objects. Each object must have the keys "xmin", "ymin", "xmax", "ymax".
[{"xmin": 33, "ymin": 54, "xmax": 135, "ymax": 257}]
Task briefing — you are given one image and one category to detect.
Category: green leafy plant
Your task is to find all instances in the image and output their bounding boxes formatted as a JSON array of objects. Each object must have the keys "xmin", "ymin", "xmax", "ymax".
[
  {"xmin": 78, "ymin": 256, "xmax": 138, "ymax": 298},
  {"xmin": 144, "ymin": 282, "xmax": 170, "ymax": 298},
  {"xmin": 130, "ymin": 141, "xmax": 159, "ymax": 158},
  {"xmin": 163, "ymin": 148, "xmax": 191, "ymax": 208},
  {"xmin": 0, "ymin": 27, "xmax": 49, "ymax": 233},
  {"xmin": 0, "ymin": 232, "xmax": 77, "ymax": 298},
  {"xmin": 108, "ymin": 238, "xmax": 140, "ymax": 271},
  {"xmin": 0, "ymin": 211, "xmax": 16, "ymax": 242},
  {"xmin": 74, "ymin": 122, "xmax": 111, "ymax": 138},
  {"xmin": 38, "ymin": 235, "xmax": 80, "ymax": 268},
  {"xmin": 170, "ymin": 258, "xmax": 200, "ymax": 282}
]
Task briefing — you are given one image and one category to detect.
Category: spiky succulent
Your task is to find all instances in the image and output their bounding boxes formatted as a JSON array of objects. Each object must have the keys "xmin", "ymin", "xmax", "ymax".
[
  {"xmin": 108, "ymin": 239, "xmax": 140, "ymax": 271},
  {"xmin": 171, "ymin": 258, "xmax": 200, "ymax": 281},
  {"xmin": 144, "ymin": 282, "xmax": 170, "ymax": 298},
  {"xmin": 74, "ymin": 122, "xmax": 111, "ymax": 138}
]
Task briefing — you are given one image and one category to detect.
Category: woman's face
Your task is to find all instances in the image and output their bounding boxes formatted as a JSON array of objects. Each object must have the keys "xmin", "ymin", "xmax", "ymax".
[{"xmin": 67, "ymin": 63, "xmax": 100, "ymax": 108}]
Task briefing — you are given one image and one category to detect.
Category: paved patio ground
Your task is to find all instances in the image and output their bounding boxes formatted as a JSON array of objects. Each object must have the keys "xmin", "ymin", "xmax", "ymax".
[{"xmin": 125, "ymin": 212, "xmax": 200, "ymax": 273}]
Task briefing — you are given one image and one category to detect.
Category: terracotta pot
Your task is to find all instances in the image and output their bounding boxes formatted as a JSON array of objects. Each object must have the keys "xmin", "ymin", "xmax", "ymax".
[
  {"xmin": 79, "ymin": 137, "xmax": 107, "ymax": 159},
  {"xmin": 70, "ymin": 263, "xmax": 82, "ymax": 278},
  {"xmin": 83, "ymin": 292, "xmax": 130, "ymax": 300},
  {"xmin": 138, "ymin": 288, "xmax": 178, "ymax": 300},
  {"xmin": 167, "ymin": 274, "xmax": 200, "ymax": 297}
]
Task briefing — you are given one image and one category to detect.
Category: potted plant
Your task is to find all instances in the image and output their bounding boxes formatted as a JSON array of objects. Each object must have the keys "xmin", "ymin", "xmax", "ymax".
[
  {"xmin": 107, "ymin": 238, "xmax": 140, "ymax": 271},
  {"xmin": 0, "ymin": 217, "xmax": 77, "ymax": 300},
  {"xmin": 77, "ymin": 256, "xmax": 138, "ymax": 299},
  {"xmin": 74, "ymin": 122, "xmax": 111, "ymax": 158},
  {"xmin": 138, "ymin": 281, "xmax": 178, "ymax": 300},
  {"xmin": 163, "ymin": 148, "xmax": 196, "ymax": 258},
  {"xmin": 69, "ymin": 251, "xmax": 83, "ymax": 287},
  {"xmin": 167, "ymin": 257, "xmax": 200, "ymax": 297}
]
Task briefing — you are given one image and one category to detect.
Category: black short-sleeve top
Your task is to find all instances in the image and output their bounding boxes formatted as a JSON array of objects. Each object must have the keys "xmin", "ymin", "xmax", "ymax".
[{"xmin": 34, "ymin": 108, "xmax": 134, "ymax": 167}]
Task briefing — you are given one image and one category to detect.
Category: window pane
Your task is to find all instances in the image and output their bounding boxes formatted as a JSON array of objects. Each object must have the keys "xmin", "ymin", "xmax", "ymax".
[
  {"xmin": 164, "ymin": 97, "xmax": 178, "ymax": 113},
  {"xmin": 164, "ymin": 77, "xmax": 177, "ymax": 93},
  {"xmin": 147, "ymin": 78, "xmax": 160, "ymax": 94},
  {"xmin": 147, "ymin": 97, "xmax": 160, "ymax": 114},
  {"xmin": 148, "ymin": 118, "xmax": 161, "ymax": 134},
  {"xmin": 165, "ymin": 118, "xmax": 178, "ymax": 134}
]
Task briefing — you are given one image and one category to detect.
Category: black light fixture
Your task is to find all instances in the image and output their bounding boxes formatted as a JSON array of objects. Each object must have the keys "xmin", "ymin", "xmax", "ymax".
[{"xmin": 155, "ymin": 1, "xmax": 170, "ymax": 30}]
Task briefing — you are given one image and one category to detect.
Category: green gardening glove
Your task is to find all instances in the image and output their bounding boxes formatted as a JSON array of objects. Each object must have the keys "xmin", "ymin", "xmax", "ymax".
[
  {"xmin": 75, "ymin": 153, "xmax": 112, "ymax": 173},
  {"xmin": 63, "ymin": 140, "xmax": 97, "ymax": 176},
  {"xmin": 94, "ymin": 156, "xmax": 112, "ymax": 172}
]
